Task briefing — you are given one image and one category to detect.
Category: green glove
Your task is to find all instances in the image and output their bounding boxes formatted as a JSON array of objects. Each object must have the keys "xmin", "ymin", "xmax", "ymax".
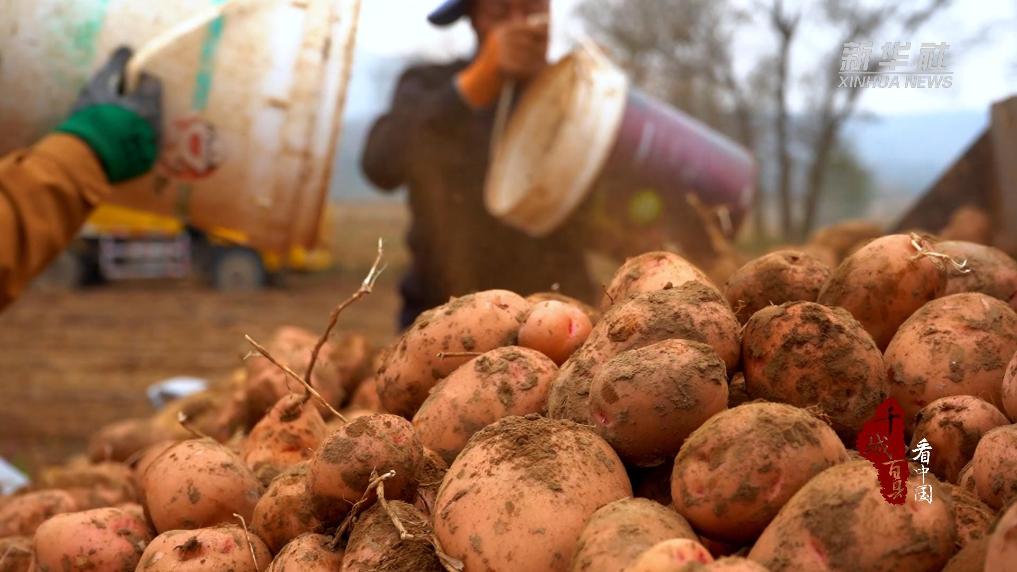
[{"xmin": 57, "ymin": 46, "xmax": 163, "ymax": 183}]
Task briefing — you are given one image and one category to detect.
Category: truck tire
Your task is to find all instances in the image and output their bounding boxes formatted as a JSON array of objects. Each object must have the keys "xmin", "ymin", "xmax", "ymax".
[
  {"xmin": 33, "ymin": 251, "xmax": 85, "ymax": 290},
  {"xmin": 33, "ymin": 240, "xmax": 103, "ymax": 290},
  {"xmin": 210, "ymin": 247, "xmax": 266, "ymax": 291}
]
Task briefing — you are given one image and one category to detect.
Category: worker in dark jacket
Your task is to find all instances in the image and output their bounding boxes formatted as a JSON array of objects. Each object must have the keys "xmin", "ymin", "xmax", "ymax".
[
  {"xmin": 0, "ymin": 47, "xmax": 162, "ymax": 311},
  {"xmin": 361, "ymin": 0, "xmax": 595, "ymax": 328}
]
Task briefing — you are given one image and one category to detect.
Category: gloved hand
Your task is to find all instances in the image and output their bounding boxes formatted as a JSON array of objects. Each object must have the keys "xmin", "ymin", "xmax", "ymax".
[
  {"xmin": 456, "ymin": 15, "xmax": 549, "ymax": 109},
  {"xmin": 56, "ymin": 46, "xmax": 163, "ymax": 183}
]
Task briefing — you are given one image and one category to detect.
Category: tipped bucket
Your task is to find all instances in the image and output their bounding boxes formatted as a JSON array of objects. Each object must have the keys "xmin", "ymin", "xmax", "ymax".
[
  {"xmin": 0, "ymin": 0, "xmax": 359, "ymax": 254},
  {"xmin": 485, "ymin": 46, "xmax": 756, "ymax": 237},
  {"xmin": 484, "ymin": 47, "xmax": 629, "ymax": 236}
]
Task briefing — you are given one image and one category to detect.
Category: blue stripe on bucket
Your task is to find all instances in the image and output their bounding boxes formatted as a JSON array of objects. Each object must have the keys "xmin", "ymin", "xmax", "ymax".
[{"xmin": 191, "ymin": 0, "xmax": 229, "ymax": 111}]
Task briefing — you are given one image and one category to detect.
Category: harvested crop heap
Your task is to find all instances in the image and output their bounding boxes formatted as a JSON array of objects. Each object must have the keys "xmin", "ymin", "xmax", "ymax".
[{"xmin": 5, "ymin": 232, "xmax": 1017, "ymax": 571}]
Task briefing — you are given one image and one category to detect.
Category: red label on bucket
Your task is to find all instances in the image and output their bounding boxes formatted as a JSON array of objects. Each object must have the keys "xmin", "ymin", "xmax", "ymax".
[{"xmin": 160, "ymin": 116, "xmax": 224, "ymax": 180}]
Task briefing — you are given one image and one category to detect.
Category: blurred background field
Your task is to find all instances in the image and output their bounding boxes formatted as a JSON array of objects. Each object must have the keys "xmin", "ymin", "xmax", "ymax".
[{"xmin": 0, "ymin": 202, "xmax": 408, "ymax": 472}]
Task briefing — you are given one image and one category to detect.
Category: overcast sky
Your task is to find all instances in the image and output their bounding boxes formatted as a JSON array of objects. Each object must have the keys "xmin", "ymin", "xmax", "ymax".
[{"xmin": 346, "ymin": 0, "xmax": 1017, "ymax": 118}]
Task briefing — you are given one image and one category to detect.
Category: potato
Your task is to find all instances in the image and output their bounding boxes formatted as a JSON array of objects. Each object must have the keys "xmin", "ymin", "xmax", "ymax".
[
  {"xmin": 307, "ymin": 413, "xmax": 422, "ymax": 523},
  {"xmin": 527, "ymin": 291, "xmax": 601, "ymax": 324},
  {"xmin": 684, "ymin": 557, "xmax": 771, "ymax": 571},
  {"xmin": 985, "ymin": 499, "xmax": 1017, "ymax": 572},
  {"xmin": 87, "ymin": 417, "xmax": 171, "ymax": 463},
  {"xmin": 724, "ymin": 250, "xmax": 831, "ymax": 324},
  {"xmin": 36, "ymin": 462, "xmax": 138, "ymax": 510},
  {"xmin": 799, "ymin": 244, "xmax": 838, "ymax": 268},
  {"xmin": 748, "ymin": 460, "xmax": 956, "ymax": 571},
  {"xmin": 413, "ymin": 346, "xmax": 557, "ymax": 463},
  {"xmin": 348, "ymin": 375, "xmax": 383, "ymax": 412},
  {"xmin": 817, "ymin": 233, "xmax": 948, "ymax": 349},
  {"xmin": 570, "ymin": 497, "xmax": 696, "ymax": 572},
  {"xmin": 31, "ymin": 505, "xmax": 152, "ymax": 571},
  {"xmin": 244, "ymin": 326, "xmax": 344, "ymax": 422},
  {"xmin": 414, "ymin": 448, "xmax": 448, "ymax": 517},
  {"xmin": 266, "ymin": 533, "xmax": 343, "ymax": 572},
  {"xmin": 242, "ymin": 393, "xmax": 327, "ymax": 484},
  {"xmin": 958, "ymin": 461, "xmax": 977, "ymax": 493},
  {"xmin": 626, "ymin": 538, "xmax": 714, "ymax": 571},
  {"xmin": 341, "ymin": 501, "xmax": 442, "ymax": 572},
  {"xmin": 910, "ymin": 396, "xmax": 1010, "ymax": 482},
  {"xmin": 377, "ymin": 289, "xmax": 529, "ymax": 416},
  {"xmin": 251, "ymin": 464, "xmax": 320, "ymax": 553},
  {"xmin": 971, "ymin": 424, "xmax": 1017, "ymax": 509},
  {"xmin": 602, "ymin": 251, "xmax": 718, "ymax": 309},
  {"xmin": 434, "ymin": 415, "xmax": 632, "ymax": 571},
  {"xmin": 142, "ymin": 438, "xmax": 263, "ymax": 532},
  {"xmin": 938, "ymin": 241, "xmax": 1017, "ymax": 310},
  {"xmin": 939, "ymin": 481, "xmax": 994, "ymax": 547},
  {"xmin": 519, "ymin": 300, "xmax": 594, "ymax": 365},
  {"xmin": 0, "ymin": 536, "xmax": 31, "ymax": 572},
  {"xmin": 550, "ymin": 283, "xmax": 740, "ymax": 424},
  {"xmin": 0, "ymin": 489, "xmax": 77, "ymax": 537},
  {"xmin": 133, "ymin": 440, "xmax": 176, "ymax": 492},
  {"xmin": 940, "ymin": 205, "xmax": 993, "ymax": 244},
  {"xmin": 331, "ymin": 332, "xmax": 374, "ymax": 397},
  {"xmin": 885, "ymin": 293, "xmax": 1017, "ymax": 424},
  {"xmin": 943, "ymin": 536, "xmax": 989, "ymax": 572},
  {"xmin": 152, "ymin": 388, "xmax": 246, "ymax": 443},
  {"xmin": 671, "ymin": 402, "xmax": 847, "ymax": 543},
  {"xmin": 136, "ymin": 524, "xmax": 272, "ymax": 572},
  {"xmin": 589, "ymin": 339, "xmax": 728, "ymax": 467},
  {"xmin": 1003, "ymin": 351, "xmax": 1017, "ymax": 420},
  {"xmin": 807, "ymin": 219, "xmax": 883, "ymax": 263},
  {"xmin": 742, "ymin": 301, "xmax": 886, "ymax": 439}
]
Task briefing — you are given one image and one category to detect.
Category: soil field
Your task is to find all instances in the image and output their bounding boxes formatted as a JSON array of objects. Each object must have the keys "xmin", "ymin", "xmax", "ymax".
[{"xmin": 0, "ymin": 201, "xmax": 409, "ymax": 474}]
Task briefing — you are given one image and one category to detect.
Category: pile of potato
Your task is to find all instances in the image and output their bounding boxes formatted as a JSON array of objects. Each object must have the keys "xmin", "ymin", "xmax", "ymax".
[{"xmin": 5, "ymin": 230, "xmax": 1017, "ymax": 572}]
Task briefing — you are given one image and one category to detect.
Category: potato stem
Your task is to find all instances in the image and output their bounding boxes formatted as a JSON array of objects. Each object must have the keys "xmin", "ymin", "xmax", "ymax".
[
  {"xmin": 304, "ymin": 238, "xmax": 386, "ymax": 395},
  {"xmin": 232, "ymin": 513, "xmax": 261, "ymax": 572},
  {"xmin": 243, "ymin": 335, "xmax": 347, "ymax": 423}
]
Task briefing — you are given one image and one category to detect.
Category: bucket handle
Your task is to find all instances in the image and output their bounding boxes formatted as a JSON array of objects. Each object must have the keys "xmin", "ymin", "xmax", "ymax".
[
  {"xmin": 124, "ymin": 0, "xmax": 247, "ymax": 92},
  {"xmin": 489, "ymin": 12, "xmax": 551, "ymax": 158}
]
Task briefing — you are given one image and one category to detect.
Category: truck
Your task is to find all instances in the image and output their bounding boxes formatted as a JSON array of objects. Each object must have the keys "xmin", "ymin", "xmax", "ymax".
[{"xmin": 41, "ymin": 203, "xmax": 335, "ymax": 291}]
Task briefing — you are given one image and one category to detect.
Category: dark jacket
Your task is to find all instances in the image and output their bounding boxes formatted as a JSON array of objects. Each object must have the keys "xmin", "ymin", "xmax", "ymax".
[{"xmin": 361, "ymin": 60, "xmax": 594, "ymax": 322}]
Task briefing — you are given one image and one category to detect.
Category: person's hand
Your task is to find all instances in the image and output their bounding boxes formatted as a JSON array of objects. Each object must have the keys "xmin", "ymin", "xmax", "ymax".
[
  {"xmin": 493, "ymin": 17, "xmax": 548, "ymax": 80},
  {"xmin": 456, "ymin": 14, "xmax": 549, "ymax": 109},
  {"xmin": 57, "ymin": 46, "xmax": 163, "ymax": 183}
]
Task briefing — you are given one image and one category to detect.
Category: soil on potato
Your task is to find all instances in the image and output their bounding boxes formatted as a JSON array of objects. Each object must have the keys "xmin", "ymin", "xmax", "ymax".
[
  {"xmin": 0, "ymin": 268, "xmax": 400, "ymax": 474},
  {"xmin": 344, "ymin": 501, "xmax": 442, "ymax": 572}
]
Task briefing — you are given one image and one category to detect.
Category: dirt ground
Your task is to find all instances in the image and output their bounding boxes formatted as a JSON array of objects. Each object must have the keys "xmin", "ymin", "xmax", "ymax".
[{"xmin": 0, "ymin": 201, "xmax": 410, "ymax": 475}]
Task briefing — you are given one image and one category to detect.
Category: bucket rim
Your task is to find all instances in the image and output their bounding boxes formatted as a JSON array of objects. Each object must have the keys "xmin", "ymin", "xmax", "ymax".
[{"xmin": 484, "ymin": 48, "xmax": 629, "ymax": 237}]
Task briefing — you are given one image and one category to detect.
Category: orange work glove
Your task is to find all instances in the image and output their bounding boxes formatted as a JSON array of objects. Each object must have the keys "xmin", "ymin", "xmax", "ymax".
[{"xmin": 456, "ymin": 15, "xmax": 549, "ymax": 109}]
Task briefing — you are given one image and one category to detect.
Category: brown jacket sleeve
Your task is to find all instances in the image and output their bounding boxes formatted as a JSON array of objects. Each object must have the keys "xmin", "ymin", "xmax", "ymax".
[{"xmin": 0, "ymin": 133, "xmax": 111, "ymax": 310}]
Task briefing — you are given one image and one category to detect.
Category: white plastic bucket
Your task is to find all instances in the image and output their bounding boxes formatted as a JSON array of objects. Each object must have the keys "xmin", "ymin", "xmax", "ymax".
[
  {"xmin": 485, "ymin": 47, "xmax": 756, "ymax": 237},
  {"xmin": 0, "ymin": 0, "xmax": 359, "ymax": 253}
]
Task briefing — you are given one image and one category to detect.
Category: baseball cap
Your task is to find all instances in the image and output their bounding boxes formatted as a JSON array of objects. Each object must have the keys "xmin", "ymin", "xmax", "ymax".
[{"xmin": 428, "ymin": 0, "xmax": 468, "ymax": 26}]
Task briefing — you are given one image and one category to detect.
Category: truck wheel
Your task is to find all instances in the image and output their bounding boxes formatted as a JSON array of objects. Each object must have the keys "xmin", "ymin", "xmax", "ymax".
[
  {"xmin": 210, "ymin": 247, "xmax": 266, "ymax": 291},
  {"xmin": 34, "ymin": 251, "xmax": 85, "ymax": 290}
]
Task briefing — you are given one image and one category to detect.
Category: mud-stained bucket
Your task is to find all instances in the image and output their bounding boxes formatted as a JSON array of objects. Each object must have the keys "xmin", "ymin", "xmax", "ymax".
[
  {"xmin": 485, "ymin": 46, "xmax": 756, "ymax": 237},
  {"xmin": 0, "ymin": 0, "xmax": 360, "ymax": 253}
]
